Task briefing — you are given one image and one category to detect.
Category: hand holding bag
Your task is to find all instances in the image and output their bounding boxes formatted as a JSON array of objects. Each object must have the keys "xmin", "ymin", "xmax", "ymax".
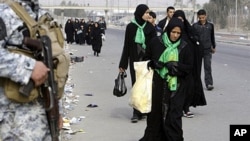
[
  {"xmin": 113, "ymin": 71, "xmax": 127, "ymax": 97},
  {"xmin": 129, "ymin": 61, "xmax": 154, "ymax": 113}
]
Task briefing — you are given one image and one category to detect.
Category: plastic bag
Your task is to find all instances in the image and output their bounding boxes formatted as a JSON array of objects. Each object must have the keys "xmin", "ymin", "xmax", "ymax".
[
  {"xmin": 101, "ymin": 33, "xmax": 105, "ymax": 41},
  {"xmin": 113, "ymin": 71, "xmax": 127, "ymax": 97},
  {"xmin": 129, "ymin": 61, "xmax": 154, "ymax": 113}
]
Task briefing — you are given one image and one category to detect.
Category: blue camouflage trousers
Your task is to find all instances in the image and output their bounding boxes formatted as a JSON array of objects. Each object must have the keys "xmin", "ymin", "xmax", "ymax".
[{"xmin": 0, "ymin": 96, "xmax": 51, "ymax": 141}]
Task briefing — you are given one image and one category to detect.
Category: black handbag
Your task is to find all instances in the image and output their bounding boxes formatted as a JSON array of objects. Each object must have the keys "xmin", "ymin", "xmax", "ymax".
[{"xmin": 113, "ymin": 71, "xmax": 127, "ymax": 97}]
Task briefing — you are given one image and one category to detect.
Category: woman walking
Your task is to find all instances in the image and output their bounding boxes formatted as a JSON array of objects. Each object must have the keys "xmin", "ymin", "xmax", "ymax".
[
  {"xmin": 140, "ymin": 17, "xmax": 193, "ymax": 141},
  {"xmin": 91, "ymin": 22, "xmax": 103, "ymax": 56}
]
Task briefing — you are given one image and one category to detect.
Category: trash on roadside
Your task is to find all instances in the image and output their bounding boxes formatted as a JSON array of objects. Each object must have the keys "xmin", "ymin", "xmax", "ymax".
[
  {"xmin": 87, "ymin": 104, "xmax": 98, "ymax": 108},
  {"xmin": 70, "ymin": 56, "xmax": 84, "ymax": 63},
  {"xmin": 65, "ymin": 129, "xmax": 85, "ymax": 135},
  {"xmin": 84, "ymin": 93, "xmax": 93, "ymax": 96}
]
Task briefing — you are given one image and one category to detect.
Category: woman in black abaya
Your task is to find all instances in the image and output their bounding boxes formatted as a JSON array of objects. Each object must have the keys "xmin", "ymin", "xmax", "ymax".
[
  {"xmin": 173, "ymin": 10, "xmax": 207, "ymax": 117},
  {"xmin": 91, "ymin": 22, "xmax": 103, "ymax": 56},
  {"xmin": 118, "ymin": 4, "xmax": 156, "ymax": 122},
  {"xmin": 140, "ymin": 17, "xmax": 193, "ymax": 141}
]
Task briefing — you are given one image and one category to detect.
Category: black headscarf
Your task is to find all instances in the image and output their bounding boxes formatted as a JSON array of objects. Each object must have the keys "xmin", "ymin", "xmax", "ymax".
[
  {"xmin": 165, "ymin": 17, "xmax": 184, "ymax": 43},
  {"xmin": 134, "ymin": 4, "xmax": 149, "ymax": 26},
  {"xmin": 173, "ymin": 10, "xmax": 192, "ymax": 33},
  {"xmin": 173, "ymin": 10, "xmax": 186, "ymax": 21}
]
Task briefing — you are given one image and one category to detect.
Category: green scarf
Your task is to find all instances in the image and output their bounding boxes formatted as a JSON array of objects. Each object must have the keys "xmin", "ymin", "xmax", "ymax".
[
  {"xmin": 131, "ymin": 18, "xmax": 147, "ymax": 49},
  {"xmin": 156, "ymin": 33, "xmax": 180, "ymax": 91}
]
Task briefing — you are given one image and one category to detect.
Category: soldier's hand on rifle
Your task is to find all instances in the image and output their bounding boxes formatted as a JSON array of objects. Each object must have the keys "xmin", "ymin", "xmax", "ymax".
[{"xmin": 31, "ymin": 61, "xmax": 50, "ymax": 86}]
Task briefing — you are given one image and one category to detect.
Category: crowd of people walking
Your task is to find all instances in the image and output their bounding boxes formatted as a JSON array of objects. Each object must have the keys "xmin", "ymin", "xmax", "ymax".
[
  {"xmin": 118, "ymin": 3, "xmax": 216, "ymax": 141},
  {"xmin": 63, "ymin": 4, "xmax": 215, "ymax": 141},
  {"xmin": 64, "ymin": 17, "xmax": 107, "ymax": 56}
]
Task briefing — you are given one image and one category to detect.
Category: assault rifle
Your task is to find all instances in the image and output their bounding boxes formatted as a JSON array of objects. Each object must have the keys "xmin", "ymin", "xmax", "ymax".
[{"xmin": 19, "ymin": 36, "xmax": 60, "ymax": 141}]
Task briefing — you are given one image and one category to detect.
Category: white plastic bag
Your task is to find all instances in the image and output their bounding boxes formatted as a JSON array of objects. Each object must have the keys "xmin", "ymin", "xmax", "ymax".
[
  {"xmin": 101, "ymin": 33, "xmax": 106, "ymax": 41},
  {"xmin": 129, "ymin": 61, "xmax": 154, "ymax": 113}
]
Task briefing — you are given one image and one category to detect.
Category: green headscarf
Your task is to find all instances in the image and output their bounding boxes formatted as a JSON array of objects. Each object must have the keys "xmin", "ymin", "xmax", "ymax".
[
  {"xmin": 156, "ymin": 33, "xmax": 180, "ymax": 91},
  {"xmin": 131, "ymin": 18, "xmax": 147, "ymax": 49}
]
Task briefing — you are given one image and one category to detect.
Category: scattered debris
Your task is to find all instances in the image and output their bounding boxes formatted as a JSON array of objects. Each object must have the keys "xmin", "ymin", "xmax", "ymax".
[
  {"xmin": 62, "ymin": 47, "xmax": 98, "ymax": 140},
  {"xmin": 87, "ymin": 104, "xmax": 98, "ymax": 108},
  {"xmin": 84, "ymin": 93, "xmax": 93, "ymax": 96}
]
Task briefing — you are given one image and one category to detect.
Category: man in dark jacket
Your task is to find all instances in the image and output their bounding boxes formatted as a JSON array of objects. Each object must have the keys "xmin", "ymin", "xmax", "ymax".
[
  {"xmin": 119, "ymin": 4, "xmax": 156, "ymax": 123},
  {"xmin": 192, "ymin": 9, "xmax": 216, "ymax": 90},
  {"xmin": 157, "ymin": 6, "xmax": 175, "ymax": 31}
]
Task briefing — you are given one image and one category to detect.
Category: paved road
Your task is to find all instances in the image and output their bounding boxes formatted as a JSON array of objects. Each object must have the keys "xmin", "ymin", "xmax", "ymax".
[{"xmin": 62, "ymin": 28, "xmax": 250, "ymax": 141}]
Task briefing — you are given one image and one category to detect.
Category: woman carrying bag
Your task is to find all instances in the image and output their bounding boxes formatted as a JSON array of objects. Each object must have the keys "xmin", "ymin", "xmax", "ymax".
[
  {"xmin": 139, "ymin": 17, "xmax": 193, "ymax": 141},
  {"xmin": 118, "ymin": 4, "xmax": 156, "ymax": 123}
]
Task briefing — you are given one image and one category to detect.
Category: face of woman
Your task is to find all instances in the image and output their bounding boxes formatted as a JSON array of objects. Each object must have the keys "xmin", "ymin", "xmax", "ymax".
[
  {"xmin": 177, "ymin": 16, "xmax": 184, "ymax": 22},
  {"xmin": 142, "ymin": 10, "xmax": 151, "ymax": 21},
  {"xmin": 170, "ymin": 27, "xmax": 181, "ymax": 42}
]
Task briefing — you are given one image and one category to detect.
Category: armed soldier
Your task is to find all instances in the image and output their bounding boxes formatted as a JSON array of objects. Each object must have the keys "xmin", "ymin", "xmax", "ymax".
[{"xmin": 0, "ymin": 0, "xmax": 68, "ymax": 140}]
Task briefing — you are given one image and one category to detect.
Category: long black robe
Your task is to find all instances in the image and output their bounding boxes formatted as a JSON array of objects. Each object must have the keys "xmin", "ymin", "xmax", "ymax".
[
  {"xmin": 64, "ymin": 20, "xmax": 74, "ymax": 44},
  {"xmin": 173, "ymin": 10, "xmax": 207, "ymax": 111},
  {"xmin": 182, "ymin": 28, "xmax": 207, "ymax": 109},
  {"xmin": 119, "ymin": 22, "xmax": 156, "ymax": 85},
  {"xmin": 140, "ymin": 37, "xmax": 193, "ymax": 141},
  {"xmin": 91, "ymin": 24, "xmax": 103, "ymax": 53},
  {"xmin": 73, "ymin": 20, "xmax": 81, "ymax": 44}
]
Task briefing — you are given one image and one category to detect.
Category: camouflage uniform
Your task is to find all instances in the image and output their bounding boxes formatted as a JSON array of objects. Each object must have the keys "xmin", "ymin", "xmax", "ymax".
[{"xmin": 0, "ymin": 1, "xmax": 51, "ymax": 141}]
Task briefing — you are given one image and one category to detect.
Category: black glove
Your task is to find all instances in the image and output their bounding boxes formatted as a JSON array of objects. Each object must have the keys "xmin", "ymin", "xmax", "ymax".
[
  {"xmin": 165, "ymin": 61, "xmax": 178, "ymax": 76},
  {"xmin": 147, "ymin": 60, "xmax": 164, "ymax": 70}
]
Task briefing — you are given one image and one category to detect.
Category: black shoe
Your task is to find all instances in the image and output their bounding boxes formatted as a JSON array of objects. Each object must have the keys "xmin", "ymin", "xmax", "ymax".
[
  {"xmin": 138, "ymin": 113, "xmax": 147, "ymax": 120},
  {"xmin": 131, "ymin": 114, "xmax": 139, "ymax": 123},
  {"xmin": 94, "ymin": 52, "xmax": 96, "ymax": 56},
  {"xmin": 207, "ymin": 85, "xmax": 214, "ymax": 91},
  {"xmin": 97, "ymin": 53, "xmax": 99, "ymax": 57}
]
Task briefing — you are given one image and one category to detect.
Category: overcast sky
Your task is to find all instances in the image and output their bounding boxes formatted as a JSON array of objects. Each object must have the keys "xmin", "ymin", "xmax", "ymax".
[{"xmin": 40, "ymin": 0, "xmax": 209, "ymax": 7}]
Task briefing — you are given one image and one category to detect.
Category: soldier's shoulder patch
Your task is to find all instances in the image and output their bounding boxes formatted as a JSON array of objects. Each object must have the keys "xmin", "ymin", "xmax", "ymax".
[{"xmin": 0, "ymin": 17, "xmax": 7, "ymax": 40}]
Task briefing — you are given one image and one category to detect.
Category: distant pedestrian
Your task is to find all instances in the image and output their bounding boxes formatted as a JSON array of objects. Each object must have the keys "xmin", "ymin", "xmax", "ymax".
[
  {"xmin": 192, "ymin": 9, "xmax": 216, "ymax": 91},
  {"xmin": 64, "ymin": 18, "xmax": 74, "ymax": 44},
  {"xmin": 118, "ymin": 4, "xmax": 156, "ymax": 123},
  {"xmin": 158, "ymin": 6, "xmax": 175, "ymax": 31},
  {"xmin": 148, "ymin": 11, "xmax": 163, "ymax": 36},
  {"xmin": 86, "ymin": 21, "xmax": 94, "ymax": 45},
  {"xmin": 91, "ymin": 22, "xmax": 103, "ymax": 56},
  {"xmin": 74, "ymin": 19, "xmax": 81, "ymax": 44},
  {"xmin": 98, "ymin": 16, "xmax": 107, "ymax": 35},
  {"xmin": 79, "ymin": 18, "xmax": 87, "ymax": 45}
]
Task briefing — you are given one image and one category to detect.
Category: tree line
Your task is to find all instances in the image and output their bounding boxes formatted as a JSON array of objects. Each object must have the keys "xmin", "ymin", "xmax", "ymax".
[{"xmin": 203, "ymin": 0, "xmax": 250, "ymax": 31}]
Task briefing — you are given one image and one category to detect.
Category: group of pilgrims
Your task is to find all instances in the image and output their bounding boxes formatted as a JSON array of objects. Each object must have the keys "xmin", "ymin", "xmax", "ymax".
[{"xmin": 64, "ymin": 17, "xmax": 107, "ymax": 56}]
